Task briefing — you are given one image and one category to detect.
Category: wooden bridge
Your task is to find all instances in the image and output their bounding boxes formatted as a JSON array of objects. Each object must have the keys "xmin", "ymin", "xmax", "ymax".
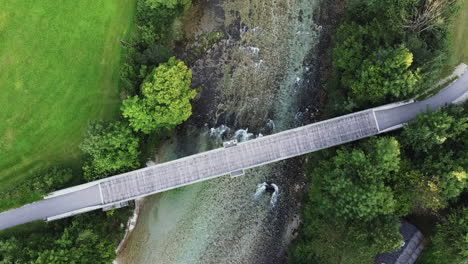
[{"xmin": 0, "ymin": 72, "xmax": 467, "ymax": 231}]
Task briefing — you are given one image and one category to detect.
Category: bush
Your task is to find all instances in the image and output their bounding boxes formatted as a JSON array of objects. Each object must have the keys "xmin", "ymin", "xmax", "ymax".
[
  {"xmin": 136, "ymin": 0, "xmax": 191, "ymax": 31},
  {"xmin": 419, "ymin": 206, "xmax": 468, "ymax": 264},
  {"xmin": 0, "ymin": 210, "xmax": 131, "ymax": 264},
  {"xmin": 291, "ymin": 195, "xmax": 402, "ymax": 264},
  {"xmin": 329, "ymin": 0, "xmax": 458, "ymax": 110},
  {"xmin": 119, "ymin": 0, "xmax": 192, "ymax": 95},
  {"xmin": 0, "ymin": 167, "xmax": 73, "ymax": 212},
  {"xmin": 32, "ymin": 167, "xmax": 73, "ymax": 193},
  {"xmin": 317, "ymin": 137, "xmax": 400, "ymax": 221},
  {"xmin": 397, "ymin": 104, "xmax": 468, "ymax": 211},
  {"xmin": 348, "ymin": 45, "xmax": 420, "ymax": 104},
  {"xmin": 401, "ymin": 106, "xmax": 467, "ymax": 154},
  {"xmin": 122, "ymin": 57, "xmax": 196, "ymax": 134},
  {"xmin": 80, "ymin": 121, "xmax": 140, "ymax": 181}
]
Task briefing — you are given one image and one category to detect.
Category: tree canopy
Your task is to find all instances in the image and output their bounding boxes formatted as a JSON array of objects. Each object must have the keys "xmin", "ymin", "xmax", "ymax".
[
  {"xmin": 122, "ymin": 57, "xmax": 196, "ymax": 134},
  {"xmin": 292, "ymin": 137, "xmax": 404, "ymax": 264},
  {"xmin": 137, "ymin": 0, "xmax": 191, "ymax": 28},
  {"xmin": 0, "ymin": 211, "xmax": 130, "ymax": 264},
  {"xmin": 80, "ymin": 121, "xmax": 140, "ymax": 181},
  {"xmin": 401, "ymin": 106, "xmax": 467, "ymax": 154},
  {"xmin": 291, "ymin": 212, "xmax": 402, "ymax": 264},
  {"xmin": 420, "ymin": 206, "xmax": 468, "ymax": 264},
  {"xmin": 398, "ymin": 105, "xmax": 468, "ymax": 211},
  {"xmin": 348, "ymin": 46, "xmax": 420, "ymax": 104},
  {"xmin": 318, "ymin": 137, "xmax": 401, "ymax": 221}
]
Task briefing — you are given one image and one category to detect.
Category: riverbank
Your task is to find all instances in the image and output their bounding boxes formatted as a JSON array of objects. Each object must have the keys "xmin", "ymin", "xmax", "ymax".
[
  {"xmin": 115, "ymin": 0, "xmax": 355, "ymax": 262},
  {"xmin": 115, "ymin": 199, "xmax": 144, "ymax": 255}
]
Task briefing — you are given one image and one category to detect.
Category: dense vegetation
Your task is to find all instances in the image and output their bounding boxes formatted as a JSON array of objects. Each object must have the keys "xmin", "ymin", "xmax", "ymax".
[
  {"xmin": 80, "ymin": 121, "xmax": 141, "ymax": 181},
  {"xmin": 122, "ymin": 57, "xmax": 195, "ymax": 134},
  {"xmin": 292, "ymin": 0, "xmax": 467, "ymax": 263},
  {"xmin": 419, "ymin": 206, "xmax": 468, "ymax": 264},
  {"xmin": 0, "ymin": 211, "xmax": 131, "ymax": 264},
  {"xmin": 0, "ymin": 0, "xmax": 195, "ymax": 263},
  {"xmin": 0, "ymin": 0, "xmax": 136, "ymax": 212},
  {"xmin": 120, "ymin": 0, "xmax": 191, "ymax": 95},
  {"xmin": 0, "ymin": 168, "xmax": 73, "ymax": 212},
  {"xmin": 292, "ymin": 104, "xmax": 467, "ymax": 264},
  {"xmin": 327, "ymin": 0, "xmax": 460, "ymax": 113}
]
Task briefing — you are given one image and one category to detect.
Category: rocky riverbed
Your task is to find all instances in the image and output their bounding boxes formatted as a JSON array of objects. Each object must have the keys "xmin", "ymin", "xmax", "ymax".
[{"xmin": 117, "ymin": 0, "xmax": 324, "ymax": 263}]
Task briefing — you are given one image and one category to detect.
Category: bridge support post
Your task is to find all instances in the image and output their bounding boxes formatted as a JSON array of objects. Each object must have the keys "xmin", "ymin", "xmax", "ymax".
[{"xmin": 102, "ymin": 201, "xmax": 130, "ymax": 211}]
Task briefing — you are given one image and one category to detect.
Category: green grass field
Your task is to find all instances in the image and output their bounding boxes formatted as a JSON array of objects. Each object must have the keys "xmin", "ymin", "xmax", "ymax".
[
  {"xmin": 452, "ymin": 0, "xmax": 468, "ymax": 64},
  {"xmin": 445, "ymin": 0, "xmax": 468, "ymax": 70},
  {"xmin": 0, "ymin": 1, "xmax": 136, "ymax": 192}
]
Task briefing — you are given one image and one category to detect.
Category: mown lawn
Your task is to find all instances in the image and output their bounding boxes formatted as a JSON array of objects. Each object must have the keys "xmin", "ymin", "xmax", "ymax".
[
  {"xmin": 451, "ymin": 0, "xmax": 468, "ymax": 65},
  {"xmin": 0, "ymin": 1, "xmax": 136, "ymax": 193},
  {"xmin": 442, "ymin": 0, "xmax": 468, "ymax": 76}
]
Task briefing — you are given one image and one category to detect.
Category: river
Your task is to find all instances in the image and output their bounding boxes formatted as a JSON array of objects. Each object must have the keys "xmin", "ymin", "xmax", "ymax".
[{"xmin": 117, "ymin": 0, "xmax": 322, "ymax": 263}]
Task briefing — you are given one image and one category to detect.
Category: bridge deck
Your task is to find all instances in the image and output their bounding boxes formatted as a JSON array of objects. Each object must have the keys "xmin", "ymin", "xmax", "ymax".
[
  {"xmin": 99, "ymin": 110, "xmax": 379, "ymax": 204},
  {"xmin": 2, "ymin": 72, "xmax": 467, "ymax": 230}
]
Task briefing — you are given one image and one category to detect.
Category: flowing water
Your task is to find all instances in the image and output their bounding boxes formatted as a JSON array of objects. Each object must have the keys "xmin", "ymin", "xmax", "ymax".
[{"xmin": 118, "ymin": 0, "xmax": 321, "ymax": 263}]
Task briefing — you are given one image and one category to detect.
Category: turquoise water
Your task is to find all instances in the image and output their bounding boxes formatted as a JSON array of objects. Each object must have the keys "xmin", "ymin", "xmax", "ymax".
[{"xmin": 118, "ymin": 0, "xmax": 321, "ymax": 263}]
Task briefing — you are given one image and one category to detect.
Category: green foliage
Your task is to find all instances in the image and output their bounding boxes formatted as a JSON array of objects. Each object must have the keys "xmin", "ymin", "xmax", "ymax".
[
  {"xmin": 120, "ymin": 0, "xmax": 192, "ymax": 95},
  {"xmin": 389, "ymin": 166, "xmax": 423, "ymax": 215},
  {"xmin": 348, "ymin": 46, "xmax": 420, "ymax": 104},
  {"xmin": 0, "ymin": 210, "xmax": 131, "ymax": 264},
  {"xmin": 0, "ymin": 167, "xmax": 73, "ymax": 212},
  {"xmin": 420, "ymin": 206, "xmax": 468, "ymax": 264},
  {"xmin": 137, "ymin": 0, "xmax": 191, "ymax": 30},
  {"xmin": 291, "ymin": 215, "xmax": 402, "ymax": 264},
  {"xmin": 401, "ymin": 107, "xmax": 467, "ymax": 154},
  {"xmin": 80, "ymin": 121, "xmax": 140, "ymax": 181},
  {"xmin": 397, "ymin": 105, "xmax": 468, "ymax": 211},
  {"xmin": 346, "ymin": 0, "xmax": 417, "ymax": 34},
  {"xmin": 318, "ymin": 137, "xmax": 400, "ymax": 220},
  {"xmin": 122, "ymin": 57, "xmax": 196, "ymax": 134},
  {"xmin": 328, "ymin": 0, "xmax": 458, "ymax": 112},
  {"xmin": 291, "ymin": 175, "xmax": 402, "ymax": 264},
  {"xmin": 295, "ymin": 0, "xmax": 465, "ymax": 260},
  {"xmin": 332, "ymin": 23, "xmax": 369, "ymax": 85},
  {"xmin": 31, "ymin": 167, "xmax": 73, "ymax": 194}
]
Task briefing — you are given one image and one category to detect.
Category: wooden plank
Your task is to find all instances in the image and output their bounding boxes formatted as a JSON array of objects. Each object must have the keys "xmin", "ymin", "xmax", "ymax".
[{"xmin": 99, "ymin": 110, "xmax": 379, "ymax": 204}]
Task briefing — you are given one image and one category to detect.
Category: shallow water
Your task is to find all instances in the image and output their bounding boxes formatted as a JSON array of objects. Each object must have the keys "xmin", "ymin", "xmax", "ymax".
[{"xmin": 118, "ymin": 0, "xmax": 321, "ymax": 263}]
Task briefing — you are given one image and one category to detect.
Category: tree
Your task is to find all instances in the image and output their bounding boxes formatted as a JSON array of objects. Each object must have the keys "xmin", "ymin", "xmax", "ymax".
[
  {"xmin": 0, "ymin": 210, "xmax": 131, "ymax": 264},
  {"xmin": 136, "ymin": 0, "xmax": 191, "ymax": 30},
  {"xmin": 122, "ymin": 57, "xmax": 196, "ymax": 134},
  {"xmin": 291, "ymin": 205, "xmax": 402, "ymax": 264},
  {"xmin": 404, "ymin": 0, "xmax": 458, "ymax": 34},
  {"xmin": 80, "ymin": 121, "xmax": 140, "ymax": 181},
  {"xmin": 333, "ymin": 23, "xmax": 369, "ymax": 74},
  {"xmin": 397, "ymin": 105, "xmax": 468, "ymax": 211},
  {"xmin": 420, "ymin": 206, "xmax": 468, "ymax": 264},
  {"xmin": 401, "ymin": 106, "xmax": 467, "ymax": 154},
  {"xmin": 0, "ymin": 237, "xmax": 20, "ymax": 263},
  {"xmin": 347, "ymin": 0, "xmax": 417, "ymax": 35},
  {"xmin": 318, "ymin": 137, "xmax": 401, "ymax": 221},
  {"xmin": 32, "ymin": 167, "xmax": 73, "ymax": 193},
  {"xmin": 348, "ymin": 45, "xmax": 420, "ymax": 104}
]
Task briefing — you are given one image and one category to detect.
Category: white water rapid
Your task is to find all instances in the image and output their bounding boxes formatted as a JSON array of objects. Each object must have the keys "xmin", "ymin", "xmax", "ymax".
[{"xmin": 254, "ymin": 182, "xmax": 280, "ymax": 208}]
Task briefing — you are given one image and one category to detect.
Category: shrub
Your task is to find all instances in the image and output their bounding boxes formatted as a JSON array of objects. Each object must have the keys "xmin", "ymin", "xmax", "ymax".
[
  {"xmin": 419, "ymin": 206, "xmax": 468, "ymax": 264},
  {"xmin": 122, "ymin": 57, "xmax": 195, "ymax": 134},
  {"xmin": 80, "ymin": 121, "xmax": 140, "ymax": 181},
  {"xmin": 317, "ymin": 137, "xmax": 400, "ymax": 221}
]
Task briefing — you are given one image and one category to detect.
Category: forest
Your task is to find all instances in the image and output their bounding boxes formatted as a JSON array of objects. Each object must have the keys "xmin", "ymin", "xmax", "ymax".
[
  {"xmin": 0, "ymin": 0, "xmax": 466, "ymax": 263},
  {"xmin": 291, "ymin": 0, "xmax": 467, "ymax": 263}
]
